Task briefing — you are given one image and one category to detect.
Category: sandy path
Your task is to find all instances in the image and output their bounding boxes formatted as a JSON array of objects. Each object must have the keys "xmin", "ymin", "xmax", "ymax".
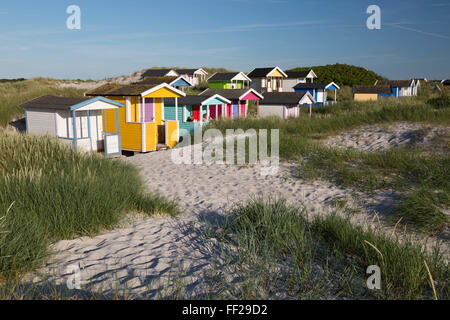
[{"xmin": 36, "ymin": 146, "xmax": 359, "ymax": 298}]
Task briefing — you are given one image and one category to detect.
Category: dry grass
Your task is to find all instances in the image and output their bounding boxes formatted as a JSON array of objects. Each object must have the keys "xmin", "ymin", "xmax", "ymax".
[{"xmin": 0, "ymin": 78, "xmax": 85, "ymax": 127}]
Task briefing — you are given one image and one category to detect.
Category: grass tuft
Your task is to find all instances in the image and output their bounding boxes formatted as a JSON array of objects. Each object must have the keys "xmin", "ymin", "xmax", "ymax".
[{"xmin": 390, "ymin": 189, "xmax": 449, "ymax": 233}]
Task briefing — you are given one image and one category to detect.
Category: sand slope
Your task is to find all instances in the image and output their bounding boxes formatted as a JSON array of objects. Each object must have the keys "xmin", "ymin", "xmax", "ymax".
[{"xmin": 323, "ymin": 122, "xmax": 449, "ymax": 153}]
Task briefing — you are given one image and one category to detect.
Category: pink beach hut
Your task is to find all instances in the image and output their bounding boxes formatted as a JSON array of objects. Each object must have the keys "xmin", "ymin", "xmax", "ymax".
[{"xmin": 200, "ymin": 88, "xmax": 264, "ymax": 119}]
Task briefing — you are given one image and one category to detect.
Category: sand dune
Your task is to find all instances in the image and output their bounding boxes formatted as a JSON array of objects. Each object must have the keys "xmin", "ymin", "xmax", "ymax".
[
  {"xmin": 29, "ymin": 123, "xmax": 449, "ymax": 298},
  {"xmin": 35, "ymin": 144, "xmax": 367, "ymax": 298},
  {"xmin": 323, "ymin": 122, "xmax": 449, "ymax": 153},
  {"xmin": 57, "ymin": 71, "xmax": 144, "ymax": 90}
]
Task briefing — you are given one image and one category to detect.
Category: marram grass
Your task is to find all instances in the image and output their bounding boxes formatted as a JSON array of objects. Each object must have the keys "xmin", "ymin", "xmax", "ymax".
[
  {"xmin": 217, "ymin": 198, "xmax": 448, "ymax": 300},
  {"xmin": 0, "ymin": 132, "xmax": 180, "ymax": 279},
  {"xmin": 0, "ymin": 78, "xmax": 85, "ymax": 127}
]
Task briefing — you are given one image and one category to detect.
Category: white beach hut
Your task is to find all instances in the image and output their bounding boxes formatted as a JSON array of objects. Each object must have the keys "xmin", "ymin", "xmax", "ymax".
[
  {"xmin": 20, "ymin": 95, "xmax": 124, "ymax": 155},
  {"xmin": 258, "ymin": 92, "xmax": 316, "ymax": 119}
]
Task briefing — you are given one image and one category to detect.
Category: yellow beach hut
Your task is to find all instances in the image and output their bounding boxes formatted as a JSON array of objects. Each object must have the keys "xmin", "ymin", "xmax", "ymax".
[
  {"xmin": 86, "ymin": 82, "xmax": 185, "ymax": 152},
  {"xmin": 353, "ymin": 85, "xmax": 392, "ymax": 102}
]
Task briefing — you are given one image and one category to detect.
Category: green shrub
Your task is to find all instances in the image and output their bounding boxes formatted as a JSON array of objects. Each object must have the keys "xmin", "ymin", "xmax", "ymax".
[{"xmin": 286, "ymin": 63, "xmax": 386, "ymax": 86}]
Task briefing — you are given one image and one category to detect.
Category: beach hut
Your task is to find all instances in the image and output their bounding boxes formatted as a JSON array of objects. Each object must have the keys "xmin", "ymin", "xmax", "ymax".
[
  {"xmin": 258, "ymin": 92, "xmax": 315, "ymax": 119},
  {"xmin": 247, "ymin": 67, "xmax": 288, "ymax": 93},
  {"xmin": 432, "ymin": 84, "xmax": 442, "ymax": 93},
  {"xmin": 164, "ymin": 94, "xmax": 231, "ymax": 134},
  {"xmin": 207, "ymin": 72, "xmax": 252, "ymax": 89},
  {"xmin": 293, "ymin": 82, "xmax": 340, "ymax": 105},
  {"xmin": 86, "ymin": 82, "xmax": 185, "ymax": 151},
  {"xmin": 139, "ymin": 76, "xmax": 193, "ymax": 93},
  {"xmin": 175, "ymin": 68, "xmax": 208, "ymax": 86},
  {"xmin": 353, "ymin": 85, "xmax": 392, "ymax": 101},
  {"xmin": 411, "ymin": 79, "xmax": 422, "ymax": 96},
  {"xmin": 413, "ymin": 79, "xmax": 420, "ymax": 96},
  {"xmin": 375, "ymin": 80, "xmax": 415, "ymax": 97},
  {"xmin": 200, "ymin": 88, "xmax": 264, "ymax": 119},
  {"xmin": 141, "ymin": 68, "xmax": 178, "ymax": 79},
  {"xmin": 283, "ymin": 70, "xmax": 318, "ymax": 92},
  {"xmin": 20, "ymin": 95, "xmax": 124, "ymax": 155}
]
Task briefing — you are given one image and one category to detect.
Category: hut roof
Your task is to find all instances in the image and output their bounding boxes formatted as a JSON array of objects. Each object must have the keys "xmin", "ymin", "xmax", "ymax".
[
  {"xmin": 259, "ymin": 92, "xmax": 314, "ymax": 105},
  {"xmin": 19, "ymin": 95, "xmax": 90, "ymax": 110},
  {"xmin": 208, "ymin": 72, "xmax": 241, "ymax": 81},
  {"xmin": 141, "ymin": 69, "xmax": 176, "ymax": 78},
  {"xmin": 138, "ymin": 76, "xmax": 178, "ymax": 85},
  {"xmin": 375, "ymin": 80, "xmax": 414, "ymax": 87},
  {"xmin": 19, "ymin": 95, "xmax": 123, "ymax": 110},
  {"xmin": 86, "ymin": 83, "xmax": 159, "ymax": 96},
  {"xmin": 201, "ymin": 88, "xmax": 263, "ymax": 100},
  {"xmin": 284, "ymin": 70, "xmax": 317, "ymax": 79},
  {"xmin": 353, "ymin": 85, "xmax": 392, "ymax": 94}
]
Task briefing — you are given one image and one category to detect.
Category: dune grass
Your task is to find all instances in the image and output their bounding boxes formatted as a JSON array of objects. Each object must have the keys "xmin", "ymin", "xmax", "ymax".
[
  {"xmin": 389, "ymin": 189, "xmax": 449, "ymax": 234},
  {"xmin": 299, "ymin": 145, "xmax": 449, "ymax": 190},
  {"xmin": 214, "ymin": 198, "xmax": 326, "ymax": 299},
  {"xmin": 0, "ymin": 132, "xmax": 180, "ymax": 280},
  {"xmin": 311, "ymin": 213, "xmax": 448, "ymax": 299},
  {"xmin": 0, "ymin": 78, "xmax": 85, "ymax": 127},
  {"xmin": 216, "ymin": 198, "xmax": 448, "ymax": 299},
  {"xmin": 427, "ymin": 96, "xmax": 450, "ymax": 109},
  {"xmin": 209, "ymin": 98, "xmax": 450, "ymax": 233}
]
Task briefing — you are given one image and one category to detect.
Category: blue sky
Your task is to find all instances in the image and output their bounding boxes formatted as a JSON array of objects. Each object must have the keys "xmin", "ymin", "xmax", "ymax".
[{"xmin": 0, "ymin": 0, "xmax": 449, "ymax": 80}]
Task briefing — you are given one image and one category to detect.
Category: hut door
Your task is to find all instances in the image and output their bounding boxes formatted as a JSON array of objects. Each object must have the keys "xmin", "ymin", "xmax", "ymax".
[
  {"xmin": 227, "ymin": 104, "xmax": 232, "ymax": 117},
  {"xmin": 317, "ymin": 91, "xmax": 324, "ymax": 103},
  {"xmin": 105, "ymin": 134, "xmax": 121, "ymax": 155},
  {"xmin": 193, "ymin": 105, "xmax": 200, "ymax": 121},
  {"xmin": 289, "ymin": 107, "xmax": 296, "ymax": 118},
  {"xmin": 233, "ymin": 103, "xmax": 239, "ymax": 119},
  {"xmin": 144, "ymin": 98, "xmax": 154, "ymax": 122},
  {"xmin": 217, "ymin": 105, "xmax": 222, "ymax": 118},
  {"xmin": 209, "ymin": 105, "xmax": 216, "ymax": 120},
  {"xmin": 240, "ymin": 102, "xmax": 246, "ymax": 118},
  {"xmin": 102, "ymin": 109, "xmax": 121, "ymax": 156},
  {"xmin": 158, "ymin": 121, "xmax": 165, "ymax": 144}
]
